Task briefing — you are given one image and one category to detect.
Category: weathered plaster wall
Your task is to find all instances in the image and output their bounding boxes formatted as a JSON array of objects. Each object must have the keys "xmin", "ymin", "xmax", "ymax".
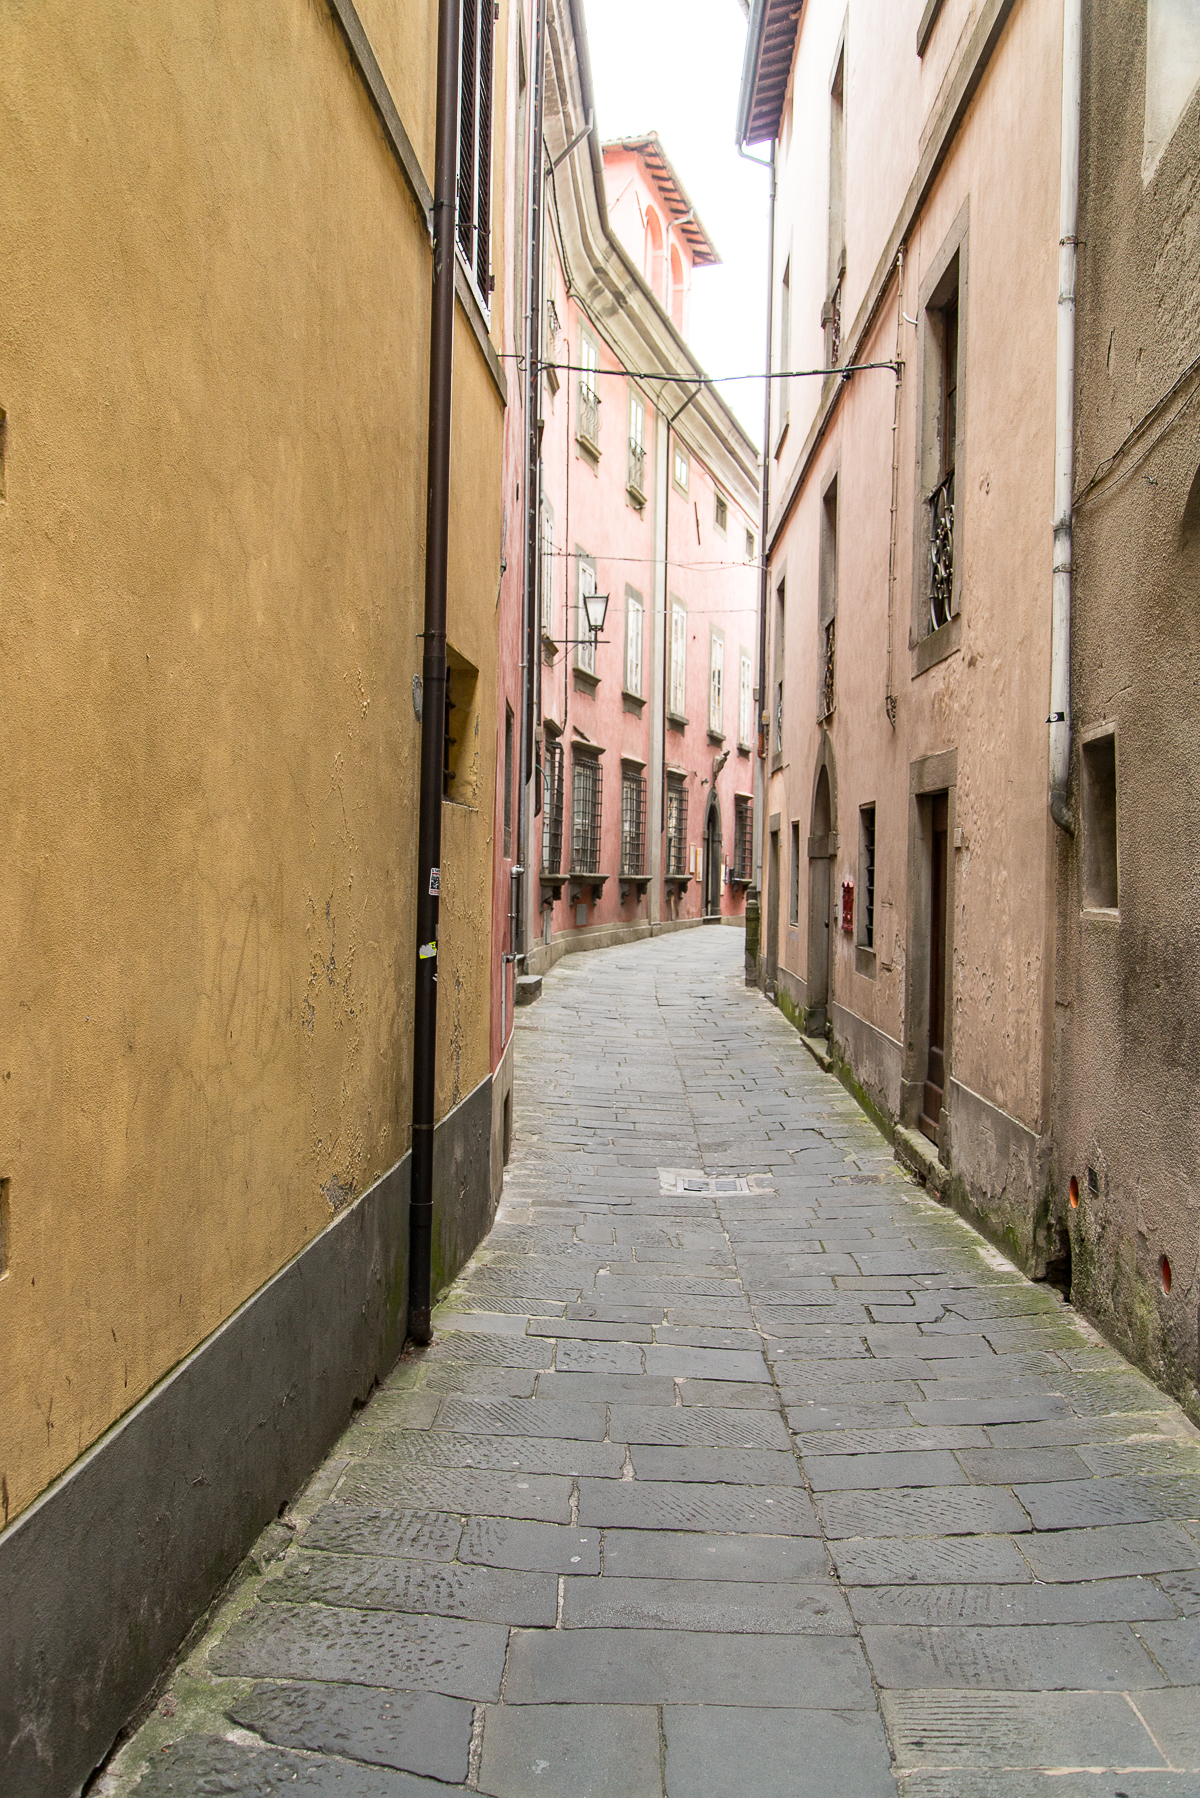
[
  {"xmin": 0, "ymin": 0, "xmax": 501, "ymax": 1531},
  {"xmin": 762, "ymin": 0, "xmax": 1061, "ymax": 1263},
  {"xmin": 1056, "ymin": 0, "xmax": 1200, "ymax": 1421}
]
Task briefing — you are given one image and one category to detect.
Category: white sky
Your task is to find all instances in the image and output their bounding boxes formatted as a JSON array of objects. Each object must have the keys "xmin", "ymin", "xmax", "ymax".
[{"xmin": 582, "ymin": 0, "xmax": 770, "ymax": 449}]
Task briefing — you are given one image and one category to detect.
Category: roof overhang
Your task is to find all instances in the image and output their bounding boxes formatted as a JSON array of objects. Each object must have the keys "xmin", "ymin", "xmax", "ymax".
[
  {"xmin": 601, "ymin": 133, "xmax": 720, "ymax": 267},
  {"xmin": 736, "ymin": 0, "xmax": 804, "ymax": 146}
]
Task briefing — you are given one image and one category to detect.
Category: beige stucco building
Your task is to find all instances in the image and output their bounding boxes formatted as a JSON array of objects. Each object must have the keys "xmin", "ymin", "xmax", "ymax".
[
  {"xmin": 0, "ymin": 2, "xmax": 515, "ymax": 1789},
  {"xmin": 1055, "ymin": 0, "xmax": 1200, "ymax": 1420},
  {"xmin": 739, "ymin": 0, "xmax": 1066, "ymax": 1264}
]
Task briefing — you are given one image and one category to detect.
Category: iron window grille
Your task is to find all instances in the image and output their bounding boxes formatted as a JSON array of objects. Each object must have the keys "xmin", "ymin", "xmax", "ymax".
[
  {"xmin": 666, "ymin": 776, "xmax": 688, "ymax": 877},
  {"xmin": 733, "ymin": 796, "xmax": 754, "ymax": 882},
  {"xmin": 620, "ymin": 770, "xmax": 647, "ymax": 876},
  {"xmin": 859, "ymin": 803, "xmax": 876, "ymax": 947},
  {"xmin": 820, "ymin": 616, "xmax": 836, "ymax": 720},
  {"xmin": 577, "ymin": 336, "xmax": 600, "ymax": 454},
  {"xmin": 628, "ymin": 395, "xmax": 647, "ymax": 501},
  {"xmin": 542, "ymin": 735, "xmax": 565, "ymax": 873},
  {"xmin": 929, "ymin": 469, "xmax": 955, "ymax": 632},
  {"xmin": 570, "ymin": 755, "xmax": 603, "ymax": 873},
  {"xmin": 457, "ymin": 0, "xmax": 494, "ymax": 303}
]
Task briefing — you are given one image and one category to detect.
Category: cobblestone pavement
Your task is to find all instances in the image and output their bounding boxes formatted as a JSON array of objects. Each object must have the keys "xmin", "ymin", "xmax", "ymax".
[{"xmin": 103, "ymin": 930, "xmax": 1200, "ymax": 1797}]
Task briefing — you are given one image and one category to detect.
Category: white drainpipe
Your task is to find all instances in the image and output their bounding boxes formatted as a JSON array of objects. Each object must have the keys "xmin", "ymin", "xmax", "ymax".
[{"xmin": 1049, "ymin": 0, "xmax": 1082, "ymax": 834}]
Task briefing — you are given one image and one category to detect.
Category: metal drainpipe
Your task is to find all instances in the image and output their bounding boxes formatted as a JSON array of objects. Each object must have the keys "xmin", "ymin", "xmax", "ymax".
[
  {"xmin": 1049, "ymin": 0, "xmax": 1082, "ymax": 836},
  {"xmin": 744, "ymin": 142, "xmax": 775, "ymax": 887},
  {"xmin": 408, "ymin": 0, "xmax": 461, "ymax": 1347},
  {"xmin": 520, "ymin": 0, "xmax": 548, "ymax": 955}
]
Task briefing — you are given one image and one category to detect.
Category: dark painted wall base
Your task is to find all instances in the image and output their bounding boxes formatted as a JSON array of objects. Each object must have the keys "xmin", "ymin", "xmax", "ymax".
[{"xmin": 0, "ymin": 1073, "xmax": 493, "ymax": 1798}]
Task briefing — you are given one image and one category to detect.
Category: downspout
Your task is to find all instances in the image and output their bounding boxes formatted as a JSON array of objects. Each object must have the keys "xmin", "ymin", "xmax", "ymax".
[
  {"xmin": 520, "ymin": 0, "xmax": 548, "ymax": 960},
  {"xmin": 408, "ymin": 0, "xmax": 461, "ymax": 1346},
  {"xmin": 741, "ymin": 141, "xmax": 775, "ymax": 887},
  {"xmin": 1049, "ymin": 0, "xmax": 1081, "ymax": 836}
]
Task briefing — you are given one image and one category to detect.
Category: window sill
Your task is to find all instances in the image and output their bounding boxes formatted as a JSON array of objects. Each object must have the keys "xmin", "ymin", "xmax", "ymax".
[
  {"xmin": 573, "ymin": 667, "xmax": 600, "ymax": 694},
  {"xmin": 576, "ymin": 432, "xmax": 601, "ymax": 465},
  {"xmin": 667, "ymin": 711, "xmax": 688, "ymax": 732},
  {"xmin": 623, "ymin": 691, "xmax": 646, "ymax": 716},
  {"xmin": 1081, "ymin": 905, "xmax": 1120, "ymax": 923},
  {"xmin": 569, "ymin": 870, "xmax": 608, "ymax": 896},
  {"xmin": 911, "ymin": 612, "xmax": 961, "ymax": 676},
  {"xmin": 540, "ymin": 872, "xmax": 568, "ymax": 901},
  {"xmin": 737, "ymin": 741, "xmax": 752, "ymax": 757},
  {"xmin": 708, "ymin": 729, "xmax": 726, "ymax": 746},
  {"xmin": 620, "ymin": 874, "xmax": 652, "ymax": 896},
  {"xmin": 627, "ymin": 482, "xmax": 647, "ymax": 509},
  {"xmin": 664, "ymin": 873, "xmax": 692, "ymax": 890},
  {"xmin": 855, "ymin": 945, "xmax": 877, "ymax": 979}
]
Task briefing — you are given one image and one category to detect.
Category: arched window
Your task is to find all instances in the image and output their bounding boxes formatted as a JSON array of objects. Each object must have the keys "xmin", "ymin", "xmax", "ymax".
[
  {"xmin": 670, "ymin": 245, "xmax": 684, "ymax": 330},
  {"xmin": 645, "ymin": 208, "xmax": 663, "ymax": 299}
]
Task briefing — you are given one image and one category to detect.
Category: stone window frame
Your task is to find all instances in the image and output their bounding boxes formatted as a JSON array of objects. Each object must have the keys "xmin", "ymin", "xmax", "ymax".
[
  {"xmin": 910, "ymin": 200, "xmax": 969, "ymax": 677},
  {"xmin": 900, "ymin": 747, "xmax": 958, "ymax": 1149},
  {"xmin": 1079, "ymin": 719, "xmax": 1120, "ymax": 918}
]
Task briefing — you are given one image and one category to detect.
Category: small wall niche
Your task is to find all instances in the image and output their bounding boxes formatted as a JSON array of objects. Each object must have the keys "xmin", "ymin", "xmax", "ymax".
[
  {"xmin": 1081, "ymin": 730, "xmax": 1118, "ymax": 911},
  {"xmin": 0, "ymin": 1177, "xmax": 10, "ymax": 1277}
]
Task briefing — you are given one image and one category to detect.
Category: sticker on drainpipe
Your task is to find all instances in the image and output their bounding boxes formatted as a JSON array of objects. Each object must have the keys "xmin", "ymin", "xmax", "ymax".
[
  {"xmin": 429, "ymin": 868, "xmax": 441, "ymax": 896},
  {"xmin": 419, "ymin": 941, "xmax": 437, "ymax": 960}
]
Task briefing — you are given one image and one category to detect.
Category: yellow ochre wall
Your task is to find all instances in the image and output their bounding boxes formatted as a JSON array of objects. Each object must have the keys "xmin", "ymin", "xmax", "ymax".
[{"xmin": 0, "ymin": 0, "xmax": 503, "ymax": 1527}]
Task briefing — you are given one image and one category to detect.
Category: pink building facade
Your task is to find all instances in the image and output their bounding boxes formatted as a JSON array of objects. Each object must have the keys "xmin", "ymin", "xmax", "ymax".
[{"xmin": 510, "ymin": 7, "xmax": 760, "ymax": 983}]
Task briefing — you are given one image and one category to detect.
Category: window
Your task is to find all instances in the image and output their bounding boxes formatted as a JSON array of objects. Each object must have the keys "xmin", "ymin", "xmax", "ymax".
[
  {"xmin": 628, "ymin": 391, "xmax": 647, "ymax": 502},
  {"xmin": 666, "ymin": 774, "xmax": 688, "ymax": 876},
  {"xmin": 776, "ymin": 257, "xmax": 791, "ymax": 448},
  {"xmin": 503, "ymin": 706, "xmax": 514, "ymax": 859},
  {"xmin": 542, "ymin": 732, "xmax": 565, "ymax": 872},
  {"xmin": 819, "ymin": 476, "xmax": 838, "ymax": 720},
  {"xmin": 709, "ymin": 630, "xmax": 724, "ymax": 737},
  {"xmin": 457, "ymin": 0, "xmax": 494, "ymax": 302},
  {"xmin": 745, "ymin": 527, "xmax": 756, "ymax": 562},
  {"xmin": 669, "ymin": 600, "xmax": 687, "ymax": 718},
  {"xmin": 670, "ymin": 244, "xmax": 684, "ymax": 330},
  {"xmin": 714, "ymin": 492, "xmax": 728, "ymax": 533},
  {"xmin": 620, "ymin": 766, "xmax": 647, "ymax": 876},
  {"xmin": 540, "ymin": 496, "xmax": 555, "ymax": 639},
  {"xmin": 824, "ymin": 43, "xmax": 846, "ymax": 364},
  {"xmin": 858, "ymin": 804, "xmax": 876, "ymax": 948},
  {"xmin": 625, "ymin": 588, "xmax": 644, "ymax": 697},
  {"xmin": 570, "ymin": 754, "xmax": 603, "ymax": 873},
  {"xmin": 738, "ymin": 651, "xmax": 753, "ymax": 750},
  {"xmin": 1081, "ymin": 731, "xmax": 1118, "ymax": 911},
  {"xmin": 645, "ymin": 207, "xmax": 664, "ymax": 296},
  {"xmin": 915, "ymin": 221, "xmax": 967, "ymax": 653},
  {"xmin": 673, "ymin": 443, "xmax": 690, "ymax": 493},
  {"xmin": 576, "ymin": 554, "xmax": 597, "ymax": 676},
  {"xmin": 773, "ymin": 578, "xmax": 785, "ymax": 759},
  {"xmin": 733, "ymin": 796, "xmax": 754, "ymax": 882},
  {"xmin": 789, "ymin": 821, "xmax": 801, "ymax": 926},
  {"xmin": 578, "ymin": 330, "xmax": 600, "ymax": 454}
]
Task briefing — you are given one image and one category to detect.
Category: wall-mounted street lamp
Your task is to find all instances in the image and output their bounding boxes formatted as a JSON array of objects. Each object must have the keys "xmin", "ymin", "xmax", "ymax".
[{"xmin": 561, "ymin": 590, "xmax": 611, "ymax": 647}]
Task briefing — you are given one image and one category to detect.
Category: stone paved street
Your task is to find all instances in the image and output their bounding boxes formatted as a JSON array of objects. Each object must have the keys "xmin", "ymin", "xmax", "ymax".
[{"xmin": 103, "ymin": 931, "xmax": 1200, "ymax": 1797}]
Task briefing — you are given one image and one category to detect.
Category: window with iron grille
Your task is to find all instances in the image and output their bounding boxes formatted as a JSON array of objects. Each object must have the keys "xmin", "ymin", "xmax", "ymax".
[
  {"xmin": 738, "ymin": 651, "xmax": 753, "ymax": 749},
  {"xmin": 620, "ymin": 767, "xmax": 647, "ymax": 876},
  {"xmin": 733, "ymin": 795, "xmax": 753, "ymax": 881},
  {"xmin": 578, "ymin": 330, "xmax": 600, "ymax": 453},
  {"xmin": 858, "ymin": 804, "xmax": 877, "ymax": 947},
  {"xmin": 625, "ymin": 588, "xmax": 643, "ymax": 697},
  {"xmin": 457, "ymin": 0, "xmax": 494, "ymax": 304},
  {"xmin": 628, "ymin": 392, "xmax": 646, "ymax": 501},
  {"xmin": 666, "ymin": 774, "xmax": 688, "ymax": 877},
  {"xmin": 542, "ymin": 733, "xmax": 564, "ymax": 873},
  {"xmin": 669, "ymin": 600, "xmax": 687, "ymax": 718},
  {"xmin": 571, "ymin": 754, "xmax": 602, "ymax": 873}
]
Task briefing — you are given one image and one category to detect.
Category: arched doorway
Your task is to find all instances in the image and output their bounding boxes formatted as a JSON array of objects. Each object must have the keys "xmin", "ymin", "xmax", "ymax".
[
  {"xmin": 806, "ymin": 735, "xmax": 838, "ymax": 1034},
  {"xmin": 703, "ymin": 791, "xmax": 723, "ymax": 918}
]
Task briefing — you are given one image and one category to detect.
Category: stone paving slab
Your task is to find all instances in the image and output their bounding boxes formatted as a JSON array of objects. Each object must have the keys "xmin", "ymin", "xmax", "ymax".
[{"xmin": 99, "ymin": 931, "xmax": 1200, "ymax": 1798}]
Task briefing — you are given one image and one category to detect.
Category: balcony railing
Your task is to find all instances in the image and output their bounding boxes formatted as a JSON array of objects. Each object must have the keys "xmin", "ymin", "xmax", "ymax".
[
  {"xmin": 627, "ymin": 439, "xmax": 646, "ymax": 501},
  {"xmin": 577, "ymin": 384, "xmax": 600, "ymax": 454},
  {"xmin": 929, "ymin": 469, "xmax": 955, "ymax": 632}
]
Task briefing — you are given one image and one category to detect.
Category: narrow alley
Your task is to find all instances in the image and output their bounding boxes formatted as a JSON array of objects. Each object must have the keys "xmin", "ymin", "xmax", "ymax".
[{"xmin": 103, "ymin": 932, "xmax": 1200, "ymax": 1797}]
